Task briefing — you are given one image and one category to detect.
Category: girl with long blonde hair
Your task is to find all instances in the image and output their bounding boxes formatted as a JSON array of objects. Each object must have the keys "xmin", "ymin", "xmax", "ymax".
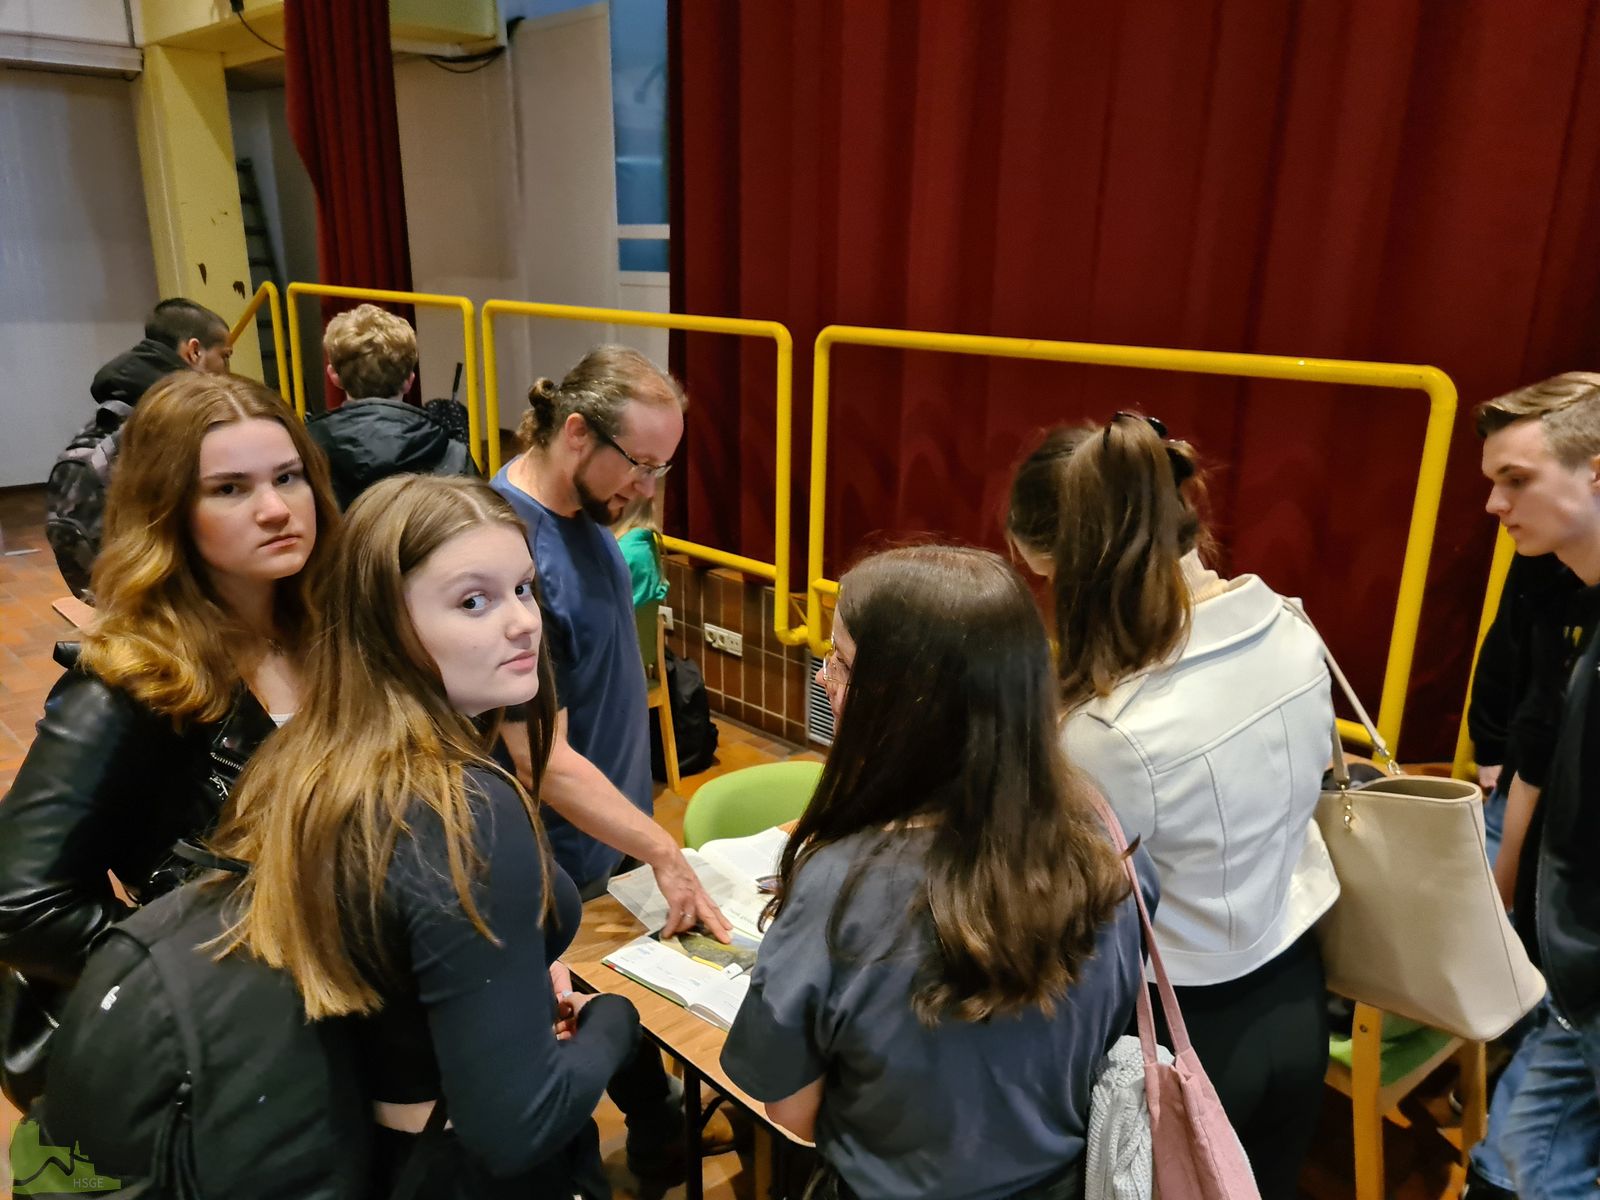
[
  {"xmin": 0, "ymin": 372, "xmax": 338, "ymax": 1111},
  {"xmin": 214, "ymin": 474, "xmax": 640, "ymax": 1199}
]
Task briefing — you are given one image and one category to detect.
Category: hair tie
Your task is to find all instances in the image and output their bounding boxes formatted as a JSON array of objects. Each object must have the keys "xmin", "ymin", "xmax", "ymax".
[{"xmin": 1103, "ymin": 412, "xmax": 1193, "ymax": 485}]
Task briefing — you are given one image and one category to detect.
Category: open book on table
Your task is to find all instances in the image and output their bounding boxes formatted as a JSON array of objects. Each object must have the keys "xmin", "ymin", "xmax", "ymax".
[
  {"xmin": 606, "ymin": 824, "xmax": 789, "ymax": 940},
  {"xmin": 602, "ymin": 934, "xmax": 754, "ymax": 1031}
]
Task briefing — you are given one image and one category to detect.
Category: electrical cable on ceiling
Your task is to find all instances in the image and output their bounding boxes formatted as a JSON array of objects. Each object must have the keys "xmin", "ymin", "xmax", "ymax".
[
  {"xmin": 424, "ymin": 46, "xmax": 506, "ymax": 74},
  {"xmin": 423, "ymin": 18, "xmax": 516, "ymax": 75},
  {"xmin": 235, "ymin": 10, "xmax": 286, "ymax": 53}
]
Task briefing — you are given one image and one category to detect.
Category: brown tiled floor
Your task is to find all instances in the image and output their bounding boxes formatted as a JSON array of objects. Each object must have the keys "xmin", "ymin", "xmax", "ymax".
[
  {"xmin": 0, "ymin": 488, "xmax": 73, "ymax": 798},
  {"xmin": 0, "ymin": 485, "xmax": 1473, "ymax": 1200}
]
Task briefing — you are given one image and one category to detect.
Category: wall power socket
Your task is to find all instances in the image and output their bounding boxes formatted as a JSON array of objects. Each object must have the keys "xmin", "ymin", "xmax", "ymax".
[{"xmin": 705, "ymin": 623, "xmax": 743, "ymax": 657}]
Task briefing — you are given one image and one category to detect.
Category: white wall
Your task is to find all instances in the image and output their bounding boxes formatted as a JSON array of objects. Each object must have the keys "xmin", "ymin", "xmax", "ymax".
[
  {"xmin": 0, "ymin": 69, "xmax": 156, "ymax": 487},
  {"xmin": 0, "ymin": 1, "xmax": 139, "ymax": 74},
  {"xmin": 0, "ymin": 0, "xmax": 130, "ymax": 42},
  {"xmin": 396, "ymin": 2, "xmax": 666, "ymax": 430},
  {"xmin": 227, "ymin": 85, "xmax": 323, "ymax": 406}
]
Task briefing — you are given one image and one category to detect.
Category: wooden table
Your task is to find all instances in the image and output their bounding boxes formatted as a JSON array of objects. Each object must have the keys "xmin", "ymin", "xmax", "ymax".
[{"xmin": 565, "ymin": 892, "xmax": 807, "ymax": 1200}]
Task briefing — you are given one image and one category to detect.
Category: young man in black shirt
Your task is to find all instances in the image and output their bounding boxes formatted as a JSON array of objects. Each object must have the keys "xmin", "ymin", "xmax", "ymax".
[{"xmin": 1465, "ymin": 372, "xmax": 1600, "ymax": 1200}]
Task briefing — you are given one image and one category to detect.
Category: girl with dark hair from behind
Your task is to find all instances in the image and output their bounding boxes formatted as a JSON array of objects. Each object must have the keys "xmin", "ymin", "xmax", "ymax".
[
  {"xmin": 721, "ymin": 545, "xmax": 1153, "ymax": 1200},
  {"xmin": 1008, "ymin": 414, "xmax": 1339, "ymax": 1200},
  {"xmin": 212, "ymin": 475, "xmax": 640, "ymax": 1198}
]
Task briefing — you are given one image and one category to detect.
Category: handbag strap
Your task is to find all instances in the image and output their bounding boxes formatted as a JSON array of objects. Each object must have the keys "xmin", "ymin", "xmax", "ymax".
[
  {"xmin": 168, "ymin": 839, "xmax": 249, "ymax": 876},
  {"xmin": 1279, "ymin": 599, "xmax": 1398, "ymax": 779},
  {"xmin": 388, "ymin": 1098, "xmax": 451, "ymax": 1200},
  {"xmin": 1086, "ymin": 791, "xmax": 1196, "ymax": 1065}
]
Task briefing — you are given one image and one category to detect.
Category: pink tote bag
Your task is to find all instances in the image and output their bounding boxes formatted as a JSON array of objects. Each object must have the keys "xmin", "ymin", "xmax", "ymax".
[{"xmin": 1091, "ymin": 793, "xmax": 1262, "ymax": 1200}]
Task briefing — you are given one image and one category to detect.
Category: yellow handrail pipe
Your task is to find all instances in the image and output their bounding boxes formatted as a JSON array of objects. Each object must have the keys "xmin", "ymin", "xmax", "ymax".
[
  {"xmin": 808, "ymin": 325, "xmax": 1457, "ymax": 758},
  {"xmin": 285, "ymin": 283, "xmax": 482, "ymax": 468},
  {"xmin": 481, "ymin": 299, "xmax": 804, "ymax": 646},
  {"xmin": 1450, "ymin": 529, "xmax": 1518, "ymax": 780},
  {"xmin": 227, "ymin": 282, "xmax": 289, "ymax": 399}
]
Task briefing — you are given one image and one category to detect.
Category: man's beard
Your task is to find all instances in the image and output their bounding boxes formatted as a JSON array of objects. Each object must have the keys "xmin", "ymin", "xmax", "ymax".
[{"xmin": 573, "ymin": 459, "xmax": 623, "ymax": 526}]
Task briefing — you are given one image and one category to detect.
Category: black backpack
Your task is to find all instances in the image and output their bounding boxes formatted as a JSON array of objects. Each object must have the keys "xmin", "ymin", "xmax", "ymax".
[
  {"xmin": 423, "ymin": 397, "xmax": 472, "ymax": 446},
  {"xmin": 37, "ymin": 853, "xmax": 442, "ymax": 1200},
  {"xmin": 650, "ymin": 648, "xmax": 720, "ymax": 778},
  {"xmin": 45, "ymin": 400, "xmax": 132, "ymax": 602}
]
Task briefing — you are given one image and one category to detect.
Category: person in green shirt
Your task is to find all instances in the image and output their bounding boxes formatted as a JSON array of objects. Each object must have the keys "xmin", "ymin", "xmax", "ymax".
[{"xmin": 614, "ymin": 494, "xmax": 669, "ymax": 609}]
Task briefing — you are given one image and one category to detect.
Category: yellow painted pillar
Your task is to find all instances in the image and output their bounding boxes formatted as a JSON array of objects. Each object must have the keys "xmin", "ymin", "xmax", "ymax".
[{"xmin": 134, "ymin": 44, "xmax": 264, "ymax": 380}]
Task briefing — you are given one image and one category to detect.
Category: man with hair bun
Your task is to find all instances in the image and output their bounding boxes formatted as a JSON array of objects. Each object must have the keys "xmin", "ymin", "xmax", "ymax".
[
  {"xmin": 306, "ymin": 304, "xmax": 475, "ymax": 509},
  {"xmin": 492, "ymin": 345, "xmax": 734, "ymax": 1182},
  {"xmin": 493, "ymin": 345, "xmax": 720, "ymax": 922}
]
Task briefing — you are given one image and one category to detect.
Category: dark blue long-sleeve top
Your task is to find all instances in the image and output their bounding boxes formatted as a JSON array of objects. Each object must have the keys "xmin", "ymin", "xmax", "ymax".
[{"xmin": 355, "ymin": 764, "xmax": 639, "ymax": 1181}]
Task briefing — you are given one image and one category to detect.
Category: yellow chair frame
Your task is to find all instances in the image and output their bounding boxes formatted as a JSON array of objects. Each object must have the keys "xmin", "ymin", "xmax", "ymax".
[{"xmin": 1324, "ymin": 1002, "xmax": 1487, "ymax": 1200}]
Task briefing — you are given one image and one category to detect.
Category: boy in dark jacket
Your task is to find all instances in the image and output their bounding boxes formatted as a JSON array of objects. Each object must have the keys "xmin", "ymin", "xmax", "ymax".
[
  {"xmin": 306, "ymin": 304, "xmax": 475, "ymax": 509},
  {"xmin": 90, "ymin": 298, "xmax": 230, "ymax": 405}
]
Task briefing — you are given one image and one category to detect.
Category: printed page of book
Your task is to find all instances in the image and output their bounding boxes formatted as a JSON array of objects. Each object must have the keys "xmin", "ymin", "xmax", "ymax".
[
  {"xmin": 606, "ymin": 864, "xmax": 671, "ymax": 931},
  {"xmin": 604, "ymin": 827, "xmax": 791, "ymax": 939},
  {"xmin": 697, "ymin": 826, "xmax": 789, "ymax": 883},
  {"xmin": 604, "ymin": 935, "xmax": 752, "ymax": 1029},
  {"xmin": 688, "ymin": 971, "xmax": 752, "ymax": 1032},
  {"xmin": 681, "ymin": 848, "xmax": 770, "ymax": 939},
  {"xmin": 604, "ymin": 934, "xmax": 715, "ymax": 1007}
]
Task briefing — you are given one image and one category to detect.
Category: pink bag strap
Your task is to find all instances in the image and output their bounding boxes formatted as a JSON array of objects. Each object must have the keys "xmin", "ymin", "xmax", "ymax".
[{"xmin": 1087, "ymin": 789, "xmax": 1196, "ymax": 1064}]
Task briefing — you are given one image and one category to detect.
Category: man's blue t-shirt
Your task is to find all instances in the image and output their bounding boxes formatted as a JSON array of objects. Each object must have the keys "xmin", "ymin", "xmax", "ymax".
[{"xmin": 492, "ymin": 467, "xmax": 651, "ymax": 888}]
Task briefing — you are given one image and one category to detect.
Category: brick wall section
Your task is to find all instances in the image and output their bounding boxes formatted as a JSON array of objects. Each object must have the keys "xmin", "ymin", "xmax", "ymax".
[{"xmin": 662, "ymin": 555, "xmax": 825, "ymax": 746}]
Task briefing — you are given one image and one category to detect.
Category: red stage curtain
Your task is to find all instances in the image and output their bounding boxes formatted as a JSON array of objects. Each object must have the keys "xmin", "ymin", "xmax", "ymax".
[
  {"xmin": 285, "ymin": 0, "xmax": 418, "ymax": 408},
  {"xmin": 670, "ymin": 0, "xmax": 1600, "ymax": 757}
]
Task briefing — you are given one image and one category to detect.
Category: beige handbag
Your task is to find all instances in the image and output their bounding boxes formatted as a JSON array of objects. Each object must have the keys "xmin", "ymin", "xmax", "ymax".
[{"xmin": 1292, "ymin": 603, "xmax": 1545, "ymax": 1041}]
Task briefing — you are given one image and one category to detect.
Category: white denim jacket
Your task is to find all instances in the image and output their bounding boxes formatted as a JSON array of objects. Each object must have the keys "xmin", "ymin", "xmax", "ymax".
[{"xmin": 1064, "ymin": 570, "xmax": 1339, "ymax": 986}]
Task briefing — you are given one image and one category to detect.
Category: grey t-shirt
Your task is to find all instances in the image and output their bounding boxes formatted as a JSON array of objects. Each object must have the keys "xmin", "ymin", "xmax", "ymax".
[{"xmin": 721, "ymin": 830, "xmax": 1153, "ymax": 1200}]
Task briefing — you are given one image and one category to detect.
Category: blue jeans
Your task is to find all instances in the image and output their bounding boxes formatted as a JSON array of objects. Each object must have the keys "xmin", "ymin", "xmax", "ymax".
[
  {"xmin": 1475, "ymin": 1001, "xmax": 1600, "ymax": 1199},
  {"xmin": 1471, "ymin": 1003, "xmax": 1542, "ymax": 1188},
  {"xmin": 1469, "ymin": 782, "xmax": 1543, "ymax": 1189},
  {"xmin": 1483, "ymin": 781, "xmax": 1509, "ymax": 868}
]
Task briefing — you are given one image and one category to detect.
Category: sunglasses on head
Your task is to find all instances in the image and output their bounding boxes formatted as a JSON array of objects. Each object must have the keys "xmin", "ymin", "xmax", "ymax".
[
  {"xmin": 1103, "ymin": 411, "xmax": 1194, "ymax": 483},
  {"xmin": 1107, "ymin": 411, "xmax": 1168, "ymax": 439}
]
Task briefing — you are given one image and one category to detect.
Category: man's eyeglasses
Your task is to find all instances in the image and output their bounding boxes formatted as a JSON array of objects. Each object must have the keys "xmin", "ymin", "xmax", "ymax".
[{"xmin": 589, "ymin": 420, "xmax": 673, "ymax": 480}]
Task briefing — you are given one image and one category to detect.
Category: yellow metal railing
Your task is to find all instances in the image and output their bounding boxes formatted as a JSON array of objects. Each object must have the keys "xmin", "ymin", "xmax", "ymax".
[
  {"xmin": 481, "ymin": 300, "xmax": 806, "ymax": 646},
  {"xmin": 285, "ymin": 283, "xmax": 483, "ymax": 468},
  {"xmin": 808, "ymin": 325, "xmax": 1459, "ymax": 758},
  {"xmin": 1450, "ymin": 529, "xmax": 1518, "ymax": 780},
  {"xmin": 227, "ymin": 281, "xmax": 289, "ymax": 396}
]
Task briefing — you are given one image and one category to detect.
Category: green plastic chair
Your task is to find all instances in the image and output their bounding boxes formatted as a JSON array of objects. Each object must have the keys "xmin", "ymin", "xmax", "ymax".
[
  {"xmin": 682, "ymin": 760, "xmax": 824, "ymax": 850},
  {"xmin": 1327, "ymin": 1013, "xmax": 1449, "ymax": 1086}
]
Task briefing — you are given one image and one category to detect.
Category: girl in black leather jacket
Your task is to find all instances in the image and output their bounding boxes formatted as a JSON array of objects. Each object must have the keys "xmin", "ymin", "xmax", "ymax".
[{"xmin": 0, "ymin": 373, "xmax": 339, "ymax": 1105}]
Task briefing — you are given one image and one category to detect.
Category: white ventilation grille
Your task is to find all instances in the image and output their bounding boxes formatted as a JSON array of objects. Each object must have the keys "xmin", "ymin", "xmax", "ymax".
[{"xmin": 805, "ymin": 652, "xmax": 835, "ymax": 746}]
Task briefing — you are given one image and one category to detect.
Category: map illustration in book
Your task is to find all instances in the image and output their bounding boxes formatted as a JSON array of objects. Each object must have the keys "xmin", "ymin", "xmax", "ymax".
[
  {"xmin": 656, "ymin": 927, "xmax": 760, "ymax": 974},
  {"xmin": 603, "ymin": 935, "xmax": 752, "ymax": 1031}
]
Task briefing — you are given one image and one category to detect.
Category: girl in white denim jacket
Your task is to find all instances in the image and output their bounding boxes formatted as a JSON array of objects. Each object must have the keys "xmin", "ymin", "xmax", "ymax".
[{"xmin": 1008, "ymin": 413, "xmax": 1337, "ymax": 1200}]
